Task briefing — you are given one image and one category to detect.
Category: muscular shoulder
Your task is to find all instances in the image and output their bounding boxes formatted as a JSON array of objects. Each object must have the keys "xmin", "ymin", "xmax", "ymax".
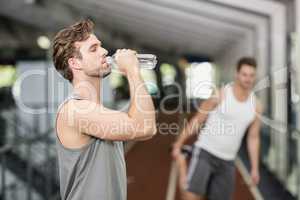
[
  {"xmin": 254, "ymin": 96, "xmax": 263, "ymax": 114},
  {"xmin": 210, "ymin": 87, "xmax": 226, "ymax": 105},
  {"xmin": 199, "ymin": 87, "xmax": 225, "ymax": 111},
  {"xmin": 56, "ymin": 99, "xmax": 94, "ymax": 148}
]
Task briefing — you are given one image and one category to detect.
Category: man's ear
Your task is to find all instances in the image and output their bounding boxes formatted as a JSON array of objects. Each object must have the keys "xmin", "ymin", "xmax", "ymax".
[{"xmin": 68, "ymin": 57, "xmax": 81, "ymax": 70}]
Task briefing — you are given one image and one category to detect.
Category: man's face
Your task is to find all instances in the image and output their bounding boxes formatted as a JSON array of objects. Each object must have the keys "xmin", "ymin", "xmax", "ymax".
[
  {"xmin": 75, "ymin": 34, "xmax": 110, "ymax": 78},
  {"xmin": 236, "ymin": 64, "xmax": 256, "ymax": 90}
]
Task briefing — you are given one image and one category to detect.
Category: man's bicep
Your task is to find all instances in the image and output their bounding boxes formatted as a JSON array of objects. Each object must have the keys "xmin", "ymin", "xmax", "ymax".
[
  {"xmin": 197, "ymin": 87, "xmax": 223, "ymax": 114},
  {"xmin": 72, "ymin": 101, "xmax": 135, "ymax": 140},
  {"xmin": 248, "ymin": 117, "xmax": 261, "ymax": 137},
  {"xmin": 248, "ymin": 101, "xmax": 263, "ymax": 138},
  {"xmin": 194, "ymin": 97, "xmax": 219, "ymax": 119}
]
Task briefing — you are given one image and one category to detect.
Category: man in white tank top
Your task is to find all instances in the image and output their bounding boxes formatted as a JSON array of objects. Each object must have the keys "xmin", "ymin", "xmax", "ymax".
[{"xmin": 172, "ymin": 57, "xmax": 263, "ymax": 200}]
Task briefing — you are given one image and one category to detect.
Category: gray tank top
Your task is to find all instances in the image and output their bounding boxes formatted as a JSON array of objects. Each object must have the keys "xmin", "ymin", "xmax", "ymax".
[{"xmin": 55, "ymin": 94, "xmax": 127, "ymax": 200}]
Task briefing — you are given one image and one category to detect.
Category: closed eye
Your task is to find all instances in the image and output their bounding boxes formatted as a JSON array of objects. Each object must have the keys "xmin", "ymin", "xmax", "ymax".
[
  {"xmin": 89, "ymin": 43, "xmax": 100, "ymax": 52},
  {"xmin": 90, "ymin": 45, "xmax": 98, "ymax": 52}
]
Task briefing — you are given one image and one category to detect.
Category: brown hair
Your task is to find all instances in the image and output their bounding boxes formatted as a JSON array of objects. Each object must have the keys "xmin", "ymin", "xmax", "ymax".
[
  {"xmin": 236, "ymin": 57, "xmax": 257, "ymax": 72},
  {"xmin": 52, "ymin": 19, "xmax": 94, "ymax": 82}
]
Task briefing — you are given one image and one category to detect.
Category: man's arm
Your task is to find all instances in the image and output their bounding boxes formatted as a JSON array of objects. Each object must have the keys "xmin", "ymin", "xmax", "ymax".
[
  {"xmin": 247, "ymin": 99, "xmax": 263, "ymax": 185},
  {"xmin": 171, "ymin": 89, "xmax": 222, "ymax": 190},
  {"xmin": 126, "ymin": 60, "xmax": 156, "ymax": 141},
  {"xmin": 172, "ymin": 89, "xmax": 223, "ymax": 158},
  {"xmin": 69, "ymin": 50, "xmax": 156, "ymax": 141}
]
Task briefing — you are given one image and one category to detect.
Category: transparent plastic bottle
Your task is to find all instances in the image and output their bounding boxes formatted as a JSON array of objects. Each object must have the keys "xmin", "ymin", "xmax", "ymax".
[{"xmin": 106, "ymin": 54, "xmax": 157, "ymax": 70}]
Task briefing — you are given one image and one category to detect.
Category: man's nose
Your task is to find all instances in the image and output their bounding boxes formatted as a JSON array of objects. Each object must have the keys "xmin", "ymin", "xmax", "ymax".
[{"xmin": 102, "ymin": 48, "xmax": 108, "ymax": 57}]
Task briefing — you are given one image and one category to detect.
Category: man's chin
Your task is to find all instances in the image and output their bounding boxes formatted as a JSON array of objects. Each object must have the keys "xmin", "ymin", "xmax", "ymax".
[
  {"xmin": 101, "ymin": 70, "xmax": 112, "ymax": 78},
  {"xmin": 242, "ymin": 84, "xmax": 253, "ymax": 90},
  {"xmin": 87, "ymin": 68, "xmax": 111, "ymax": 79}
]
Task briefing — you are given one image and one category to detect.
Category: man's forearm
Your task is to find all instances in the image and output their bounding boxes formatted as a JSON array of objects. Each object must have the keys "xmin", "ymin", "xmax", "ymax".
[
  {"xmin": 175, "ymin": 126, "xmax": 191, "ymax": 146},
  {"xmin": 127, "ymin": 70, "xmax": 156, "ymax": 136},
  {"xmin": 175, "ymin": 98, "xmax": 216, "ymax": 147},
  {"xmin": 175, "ymin": 116, "xmax": 204, "ymax": 146},
  {"xmin": 247, "ymin": 137, "xmax": 260, "ymax": 171}
]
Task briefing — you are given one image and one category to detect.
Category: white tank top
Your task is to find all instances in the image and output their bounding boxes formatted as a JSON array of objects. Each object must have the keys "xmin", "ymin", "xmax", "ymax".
[{"xmin": 195, "ymin": 83, "xmax": 256, "ymax": 160}]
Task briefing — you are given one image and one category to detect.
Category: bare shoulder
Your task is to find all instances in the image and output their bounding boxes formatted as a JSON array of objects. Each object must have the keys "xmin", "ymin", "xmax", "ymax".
[
  {"xmin": 56, "ymin": 99, "xmax": 93, "ymax": 149},
  {"xmin": 57, "ymin": 99, "xmax": 94, "ymax": 125},
  {"xmin": 254, "ymin": 96, "xmax": 264, "ymax": 114},
  {"xmin": 198, "ymin": 87, "xmax": 224, "ymax": 112},
  {"xmin": 208, "ymin": 87, "xmax": 225, "ymax": 105}
]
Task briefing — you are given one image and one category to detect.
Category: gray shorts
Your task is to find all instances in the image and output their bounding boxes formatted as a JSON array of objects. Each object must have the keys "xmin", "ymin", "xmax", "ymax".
[{"xmin": 186, "ymin": 147, "xmax": 236, "ymax": 200}]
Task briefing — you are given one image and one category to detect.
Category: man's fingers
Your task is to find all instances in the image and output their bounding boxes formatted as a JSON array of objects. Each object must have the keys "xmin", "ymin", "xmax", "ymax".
[
  {"xmin": 128, "ymin": 49, "xmax": 137, "ymax": 55},
  {"xmin": 116, "ymin": 49, "xmax": 137, "ymax": 56}
]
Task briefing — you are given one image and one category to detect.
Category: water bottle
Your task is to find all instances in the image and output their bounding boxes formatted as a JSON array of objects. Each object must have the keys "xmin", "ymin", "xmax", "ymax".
[{"xmin": 106, "ymin": 54, "xmax": 157, "ymax": 70}]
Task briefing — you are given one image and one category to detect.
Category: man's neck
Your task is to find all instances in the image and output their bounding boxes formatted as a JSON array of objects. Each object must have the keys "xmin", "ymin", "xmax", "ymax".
[
  {"xmin": 233, "ymin": 82, "xmax": 250, "ymax": 99},
  {"xmin": 72, "ymin": 77, "xmax": 101, "ymax": 104}
]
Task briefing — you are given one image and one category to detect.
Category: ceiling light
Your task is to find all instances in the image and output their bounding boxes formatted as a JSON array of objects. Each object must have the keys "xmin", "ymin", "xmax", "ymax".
[{"xmin": 37, "ymin": 36, "xmax": 50, "ymax": 50}]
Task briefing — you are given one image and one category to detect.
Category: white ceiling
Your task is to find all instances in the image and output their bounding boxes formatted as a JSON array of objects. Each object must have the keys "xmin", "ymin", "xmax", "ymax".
[
  {"xmin": 0, "ymin": 0, "xmax": 286, "ymax": 61},
  {"xmin": 61, "ymin": 0, "xmax": 249, "ymax": 56}
]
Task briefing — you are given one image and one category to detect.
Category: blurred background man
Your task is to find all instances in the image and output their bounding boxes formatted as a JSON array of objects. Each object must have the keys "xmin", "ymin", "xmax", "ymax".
[{"xmin": 172, "ymin": 58, "xmax": 263, "ymax": 200}]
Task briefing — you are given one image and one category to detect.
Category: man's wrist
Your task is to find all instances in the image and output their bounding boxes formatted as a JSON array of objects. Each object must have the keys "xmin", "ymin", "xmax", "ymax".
[
  {"xmin": 251, "ymin": 166, "xmax": 259, "ymax": 173},
  {"xmin": 126, "ymin": 67, "xmax": 140, "ymax": 78},
  {"xmin": 174, "ymin": 142, "xmax": 183, "ymax": 149}
]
